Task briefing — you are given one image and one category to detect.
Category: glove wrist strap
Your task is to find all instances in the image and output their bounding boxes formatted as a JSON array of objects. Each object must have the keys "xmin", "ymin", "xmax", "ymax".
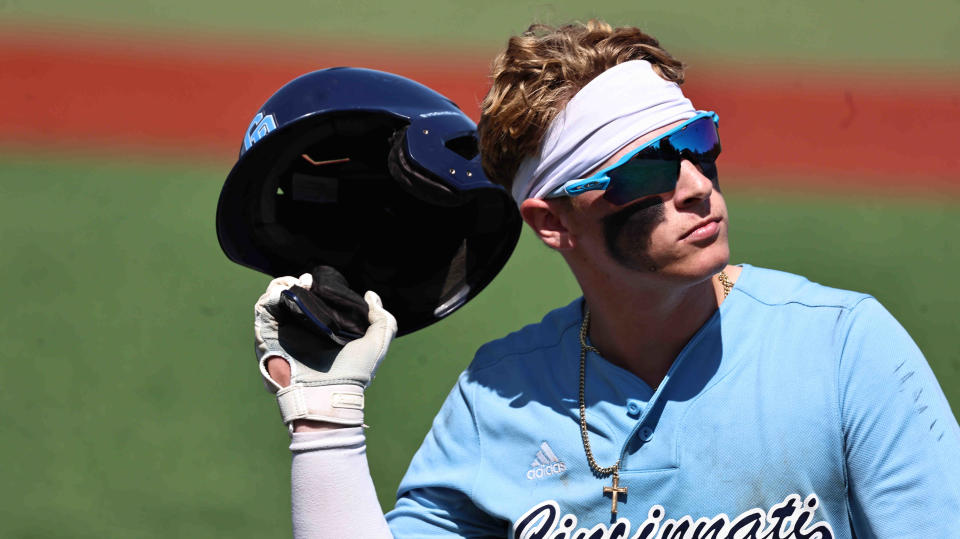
[{"xmin": 275, "ymin": 384, "xmax": 365, "ymax": 427}]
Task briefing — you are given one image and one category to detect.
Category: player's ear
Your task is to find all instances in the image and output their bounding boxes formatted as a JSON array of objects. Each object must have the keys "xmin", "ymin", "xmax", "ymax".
[{"xmin": 520, "ymin": 198, "xmax": 574, "ymax": 251}]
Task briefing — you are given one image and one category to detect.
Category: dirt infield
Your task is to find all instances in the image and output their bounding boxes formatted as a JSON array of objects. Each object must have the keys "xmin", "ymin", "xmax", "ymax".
[{"xmin": 2, "ymin": 28, "xmax": 958, "ymax": 191}]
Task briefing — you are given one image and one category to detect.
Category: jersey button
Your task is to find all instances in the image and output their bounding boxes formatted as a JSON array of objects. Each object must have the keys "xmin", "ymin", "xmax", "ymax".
[
  {"xmin": 626, "ymin": 399, "xmax": 643, "ymax": 417},
  {"xmin": 638, "ymin": 426, "xmax": 654, "ymax": 442}
]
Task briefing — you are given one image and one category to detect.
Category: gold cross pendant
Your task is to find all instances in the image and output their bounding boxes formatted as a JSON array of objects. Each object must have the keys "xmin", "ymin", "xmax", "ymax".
[{"xmin": 602, "ymin": 471, "xmax": 628, "ymax": 514}]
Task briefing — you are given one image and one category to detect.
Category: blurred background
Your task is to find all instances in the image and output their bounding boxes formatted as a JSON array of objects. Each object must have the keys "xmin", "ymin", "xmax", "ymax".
[{"xmin": 1, "ymin": 1, "xmax": 958, "ymax": 536}]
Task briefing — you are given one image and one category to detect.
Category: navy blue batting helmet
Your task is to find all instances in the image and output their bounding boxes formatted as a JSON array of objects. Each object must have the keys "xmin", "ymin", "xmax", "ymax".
[{"xmin": 216, "ymin": 67, "xmax": 521, "ymax": 336}]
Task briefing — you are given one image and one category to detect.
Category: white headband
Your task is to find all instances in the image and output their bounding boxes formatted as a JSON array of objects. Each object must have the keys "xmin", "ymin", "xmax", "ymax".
[{"xmin": 511, "ymin": 60, "xmax": 696, "ymax": 205}]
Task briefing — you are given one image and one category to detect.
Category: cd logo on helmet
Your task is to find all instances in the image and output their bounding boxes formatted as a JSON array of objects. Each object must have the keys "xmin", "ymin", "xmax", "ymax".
[{"xmin": 244, "ymin": 112, "xmax": 278, "ymax": 151}]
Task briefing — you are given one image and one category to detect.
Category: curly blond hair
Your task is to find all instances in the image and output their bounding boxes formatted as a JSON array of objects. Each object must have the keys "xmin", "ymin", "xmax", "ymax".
[{"xmin": 478, "ymin": 20, "xmax": 685, "ymax": 190}]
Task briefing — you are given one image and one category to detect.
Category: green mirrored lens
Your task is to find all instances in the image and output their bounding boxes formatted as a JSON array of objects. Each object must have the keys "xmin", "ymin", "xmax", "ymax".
[{"xmin": 604, "ymin": 160, "xmax": 679, "ymax": 205}]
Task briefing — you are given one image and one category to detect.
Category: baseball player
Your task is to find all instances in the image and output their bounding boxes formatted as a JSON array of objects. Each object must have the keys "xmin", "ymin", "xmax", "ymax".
[{"xmin": 254, "ymin": 20, "xmax": 960, "ymax": 538}]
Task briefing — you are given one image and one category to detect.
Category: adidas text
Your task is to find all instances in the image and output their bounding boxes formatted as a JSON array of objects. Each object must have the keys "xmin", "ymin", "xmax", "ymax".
[
  {"xmin": 527, "ymin": 442, "xmax": 566, "ymax": 480},
  {"xmin": 527, "ymin": 462, "xmax": 567, "ymax": 480}
]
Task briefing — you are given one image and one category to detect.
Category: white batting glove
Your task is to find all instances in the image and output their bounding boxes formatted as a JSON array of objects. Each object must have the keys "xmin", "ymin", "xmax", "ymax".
[{"xmin": 254, "ymin": 274, "xmax": 398, "ymax": 427}]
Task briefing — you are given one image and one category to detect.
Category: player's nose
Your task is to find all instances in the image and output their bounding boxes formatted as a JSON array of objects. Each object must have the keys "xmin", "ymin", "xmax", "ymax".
[{"xmin": 673, "ymin": 160, "xmax": 714, "ymax": 209}]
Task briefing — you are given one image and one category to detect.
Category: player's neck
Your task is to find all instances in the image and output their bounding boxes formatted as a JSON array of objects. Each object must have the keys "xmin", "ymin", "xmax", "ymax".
[{"xmin": 581, "ymin": 268, "xmax": 732, "ymax": 389}]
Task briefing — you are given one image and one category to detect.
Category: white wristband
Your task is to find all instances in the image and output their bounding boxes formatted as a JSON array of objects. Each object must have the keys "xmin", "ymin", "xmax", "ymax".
[{"xmin": 276, "ymin": 384, "xmax": 365, "ymax": 427}]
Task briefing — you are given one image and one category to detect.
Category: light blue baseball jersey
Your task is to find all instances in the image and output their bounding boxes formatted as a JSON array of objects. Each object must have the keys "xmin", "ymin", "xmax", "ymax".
[{"xmin": 386, "ymin": 264, "xmax": 960, "ymax": 538}]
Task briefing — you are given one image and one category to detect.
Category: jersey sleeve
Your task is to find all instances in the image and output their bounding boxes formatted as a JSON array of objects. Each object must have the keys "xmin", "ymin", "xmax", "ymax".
[
  {"xmin": 386, "ymin": 369, "xmax": 506, "ymax": 537},
  {"xmin": 838, "ymin": 297, "xmax": 960, "ymax": 535}
]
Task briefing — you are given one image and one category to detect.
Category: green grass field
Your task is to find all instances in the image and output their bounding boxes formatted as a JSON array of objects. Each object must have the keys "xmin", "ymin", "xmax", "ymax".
[
  {"xmin": 1, "ymin": 154, "xmax": 957, "ymax": 537},
  {"xmin": 6, "ymin": 0, "xmax": 960, "ymax": 68}
]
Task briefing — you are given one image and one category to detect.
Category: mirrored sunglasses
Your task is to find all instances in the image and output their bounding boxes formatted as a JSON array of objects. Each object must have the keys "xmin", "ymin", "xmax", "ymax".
[{"xmin": 548, "ymin": 111, "xmax": 721, "ymax": 205}]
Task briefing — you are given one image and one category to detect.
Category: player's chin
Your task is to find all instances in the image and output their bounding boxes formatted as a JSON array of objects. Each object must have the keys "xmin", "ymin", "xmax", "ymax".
[
  {"xmin": 697, "ymin": 243, "xmax": 730, "ymax": 277},
  {"xmin": 663, "ymin": 240, "xmax": 730, "ymax": 280}
]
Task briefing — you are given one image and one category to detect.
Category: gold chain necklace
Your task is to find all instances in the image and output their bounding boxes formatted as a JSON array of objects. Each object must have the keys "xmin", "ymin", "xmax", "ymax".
[
  {"xmin": 577, "ymin": 309, "xmax": 628, "ymax": 514},
  {"xmin": 577, "ymin": 270, "xmax": 732, "ymax": 514},
  {"xmin": 717, "ymin": 270, "xmax": 734, "ymax": 299}
]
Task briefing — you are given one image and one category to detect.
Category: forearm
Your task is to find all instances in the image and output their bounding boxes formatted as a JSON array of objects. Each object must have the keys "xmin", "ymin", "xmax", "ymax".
[
  {"xmin": 289, "ymin": 427, "xmax": 393, "ymax": 539},
  {"xmin": 253, "ymin": 276, "xmax": 398, "ymax": 537}
]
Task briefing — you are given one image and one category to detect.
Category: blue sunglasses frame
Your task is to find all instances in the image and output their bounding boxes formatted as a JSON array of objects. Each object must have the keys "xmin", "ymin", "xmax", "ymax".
[{"xmin": 547, "ymin": 111, "xmax": 720, "ymax": 201}]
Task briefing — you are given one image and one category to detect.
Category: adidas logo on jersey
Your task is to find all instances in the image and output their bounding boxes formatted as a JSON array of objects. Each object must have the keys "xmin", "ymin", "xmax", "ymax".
[{"xmin": 526, "ymin": 442, "xmax": 567, "ymax": 480}]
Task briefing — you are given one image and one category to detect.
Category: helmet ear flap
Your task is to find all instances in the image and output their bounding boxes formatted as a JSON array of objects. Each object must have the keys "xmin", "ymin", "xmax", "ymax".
[
  {"xmin": 278, "ymin": 265, "xmax": 370, "ymax": 345},
  {"xmin": 387, "ymin": 127, "xmax": 467, "ymax": 207}
]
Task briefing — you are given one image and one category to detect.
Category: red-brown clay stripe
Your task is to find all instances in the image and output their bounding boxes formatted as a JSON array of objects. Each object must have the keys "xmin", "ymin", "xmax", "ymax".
[{"xmin": 2, "ymin": 28, "xmax": 958, "ymax": 190}]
